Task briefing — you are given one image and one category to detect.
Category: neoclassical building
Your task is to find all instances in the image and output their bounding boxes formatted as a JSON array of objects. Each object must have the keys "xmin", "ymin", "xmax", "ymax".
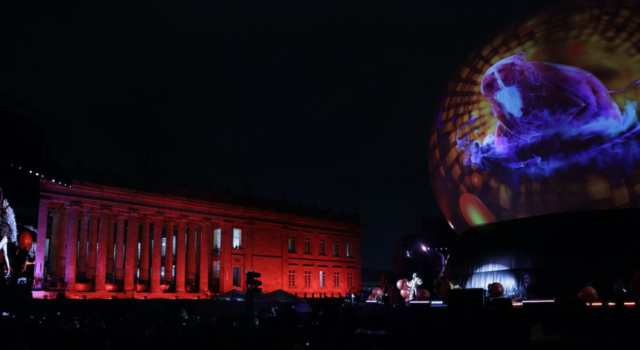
[{"xmin": 33, "ymin": 181, "xmax": 361, "ymax": 299}]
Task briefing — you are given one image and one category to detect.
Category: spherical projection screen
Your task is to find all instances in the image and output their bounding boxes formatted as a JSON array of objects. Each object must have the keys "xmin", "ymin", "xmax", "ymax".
[{"xmin": 429, "ymin": 1, "xmax": 640, "ymax": 233}]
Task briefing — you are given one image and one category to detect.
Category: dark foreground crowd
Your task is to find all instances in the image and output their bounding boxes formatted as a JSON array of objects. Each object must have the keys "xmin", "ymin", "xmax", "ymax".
[{"xmin": 2, "ymin": 297, "xmax": 640, "ymax": 350}]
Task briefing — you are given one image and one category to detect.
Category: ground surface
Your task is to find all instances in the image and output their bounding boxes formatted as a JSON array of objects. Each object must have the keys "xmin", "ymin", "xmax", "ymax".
[{"xmin": 1, "ymin": 299, "xmax": 637, "ymax": 349}]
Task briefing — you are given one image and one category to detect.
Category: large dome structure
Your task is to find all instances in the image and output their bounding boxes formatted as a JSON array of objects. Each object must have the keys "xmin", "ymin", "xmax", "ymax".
[{"xmin": 429, "ymin": 1, "xmax": 640, "ymax": 233}]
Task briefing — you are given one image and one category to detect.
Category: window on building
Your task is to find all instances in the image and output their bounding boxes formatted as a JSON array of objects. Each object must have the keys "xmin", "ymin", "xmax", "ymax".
[
  {"xmin": 161, "ymin": 236, "xmax": 167, "ymax": 257},
  {"xmin": 150, "ymin": 237, "xmax": 154, "ymax": 265},
  {"xmin": 113, "ymin": 239, "xmax": 118, "ymax": 268},
  {"xmin": 232, "ymin": 228, "xmax": 242, "ymax": 249},
  {"xmin": 345, "ymin": 242, "xmax": 352, "ymax": 258},
  {"xmin": 172, "ymin": 235, "xmax": 177, "ymax": 257},
  {"xmin": 347, "ymin": 272, "xmax": 353, "ymax": 289},
  {"xmin": 333, "ymin": 272, "xmax": 340, "ymax": 288},
  {"xmin": 319, "ymin": 271, "xmax": 325, "ymax": 289},
  {"xmin": 288, "ymin": 238, "xmax": 296, "ymax": 253},
  {"xmin": 232, "ymin": 266, "xmax": 241, "ymax": 288},
  {"xmin": 114, "ymin": 222, "xmax": 119, "ymax": 261},
  {"xmin": 288, "ymin": 270, "xmax": 296, "ymax": 288},
  {"xmin": 319, "ymin": 240, "xmax": 326, "ymax": 256},
  {"xmin": 213, "ymin": 228, "xmax": 221, "ymax": 255},
  {"xmin": 212, "ymin": 260, "xmax": 220, "ymax": 279},
  {"xmin": 304, "ymin": 271, "xmax": 311, "ymax": 289},
  {"xmin": 304, "ymin": 239, "xmax": 311, "ymax": 254},
  {"xmin": 333, "ymin": 241, "xmax": 340, "ymax": 257}
]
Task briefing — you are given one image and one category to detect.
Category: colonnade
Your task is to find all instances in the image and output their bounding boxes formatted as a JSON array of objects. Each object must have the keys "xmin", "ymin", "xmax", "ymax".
[{"xmin": 34, "ymin": 201, "xmax": 222, "ymax": 295}]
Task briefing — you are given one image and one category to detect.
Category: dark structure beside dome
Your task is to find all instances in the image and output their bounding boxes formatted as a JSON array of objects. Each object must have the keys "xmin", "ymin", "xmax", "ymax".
[{"xmin": 448, "ymin": 209, "xmax": 640, "ymax": 300}]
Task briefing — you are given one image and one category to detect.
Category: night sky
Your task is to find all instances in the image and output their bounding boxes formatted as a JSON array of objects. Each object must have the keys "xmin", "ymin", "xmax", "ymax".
[{"xmin": 0, "ymin": 0, "xmax": 552, "ymax": 270}]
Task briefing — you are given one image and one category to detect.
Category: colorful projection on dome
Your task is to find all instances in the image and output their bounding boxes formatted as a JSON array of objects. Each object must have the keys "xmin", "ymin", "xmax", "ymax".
[{"xmin": 429, "ymin": 2, "xmax": 640, "ymax": 232}]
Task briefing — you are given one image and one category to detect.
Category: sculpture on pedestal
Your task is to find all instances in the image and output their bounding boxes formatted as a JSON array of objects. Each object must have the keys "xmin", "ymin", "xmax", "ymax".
[
  {"xmin": 397, "ymin": 273, "xmax": 426, "ymax": 303},
  {"xmin": 407, "ymin": 273, "xmax": 423, "ymax": 301},
  {"xmin": 0, "ymin": 187, "xmax": 37, "ymax": 303},
  {"xmin": 0, "ymin": 187, "xmax": 17, "ymax": 278}
]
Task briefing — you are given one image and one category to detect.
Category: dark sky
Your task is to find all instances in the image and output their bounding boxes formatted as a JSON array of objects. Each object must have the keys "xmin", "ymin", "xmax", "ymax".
[{"xmin": 0, "ymin": 0, "xmax": 551, "ymax": 270}]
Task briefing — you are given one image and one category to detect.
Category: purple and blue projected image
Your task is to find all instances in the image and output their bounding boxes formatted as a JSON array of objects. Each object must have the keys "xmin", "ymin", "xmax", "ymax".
[
  {"xmin": 429, "ymin": 3, "xmax": 640, "ymax": 232},
  {"xmin": 468, "ymin": 53, "xmax": 639, "ymax": 177}
]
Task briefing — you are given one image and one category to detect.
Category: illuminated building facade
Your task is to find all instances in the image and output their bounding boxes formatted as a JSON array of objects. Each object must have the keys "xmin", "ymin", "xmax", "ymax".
[{"xmin": 33, "ymin": 181, "xmax": 361, "ymax": 299}]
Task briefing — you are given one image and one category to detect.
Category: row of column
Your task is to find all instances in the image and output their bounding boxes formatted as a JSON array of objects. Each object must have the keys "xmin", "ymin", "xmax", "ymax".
[{"xmin": 34, "ymin": 201, "xmax": 220, "ymax": 294}]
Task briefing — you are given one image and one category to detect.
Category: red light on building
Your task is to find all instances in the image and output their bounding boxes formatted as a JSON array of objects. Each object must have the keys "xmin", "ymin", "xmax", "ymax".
[
  {"xmin": 18, "ymin": 231, "xmax": 34, "ymax": 251},
  {"xmin": 33, "ymin": 181, "xmax": 361, "ymax": 299}
]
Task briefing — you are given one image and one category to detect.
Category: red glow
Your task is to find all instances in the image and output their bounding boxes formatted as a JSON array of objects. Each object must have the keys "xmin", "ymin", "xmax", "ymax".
[
  {"xmin": 75, "ymin": 282, "xmax": 92, "ymax": 292},
  {"xmin": 18, "ymin": 231, "xmax": 34, "ymax": 251},
  {"xmin": 105, "ymin": 283, "xmax": 119, "ymax": 292}
]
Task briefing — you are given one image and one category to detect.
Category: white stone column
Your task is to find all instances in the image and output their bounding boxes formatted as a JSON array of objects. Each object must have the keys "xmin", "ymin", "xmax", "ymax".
[
  {"xmin": 53, "ymin": 206, "xmax": 67, "ymax": 284},
  {"xmin": 124, "ymin": 216, "xmax": 138, "ymax": 292},
  {"xmin": 165, "ymin": 221, "xmax": 174, "ymax": 283},
  {"xmin": 87, "ymin": 212, "xmax": 99, "ymax": 280},
  {"xmin": 64, "ymin": 206, "xmax": 79, "ymax": 290},
  {"xmin": 114, "ymin": 216, "xmax": 126, "ymax": 281},
  {"xmin": 77, "ymin": 211, "xmax": 90, "ymax": 278},
  {"xmin": 150, "ymin": 219, "xmax": 162, "ymax": 293},
  {"xmin": 95, "ymin": 212, "xmax": 111, "ymax": 292},
  {"xmin": 175, "ymin": 221, "xmax": 186, "ymax": 293},
  {"xmin": 140, "ymin": 219, "xmax": 151, "ymax": 285},
  {"xmin": 199, "ymin": 223, "xmax": 210, "ymax": 293},
  {"xmin": 186, "ymin": 223, "xmax": 198, "ymax": 291}
]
